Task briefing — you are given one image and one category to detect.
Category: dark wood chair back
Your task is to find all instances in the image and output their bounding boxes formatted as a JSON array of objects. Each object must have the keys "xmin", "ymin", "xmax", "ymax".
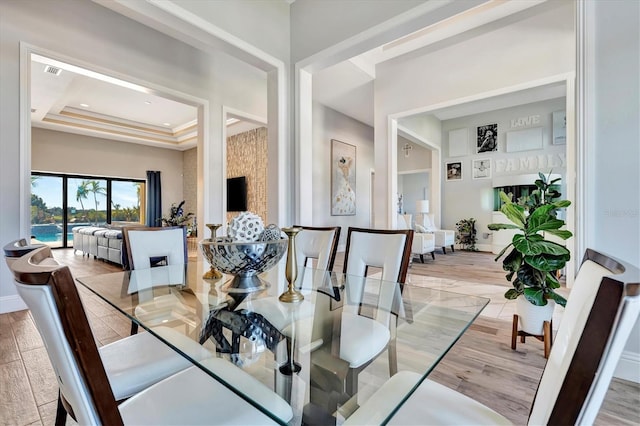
[{"xmin": 530, "ymin": 249, "xmax": 640, "ymax": 424}]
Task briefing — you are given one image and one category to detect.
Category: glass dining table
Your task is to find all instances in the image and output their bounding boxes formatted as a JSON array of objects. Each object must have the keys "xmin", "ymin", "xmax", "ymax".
[{"xmin": 76, "ymin": 259, "xmax": 489, "ymax": 425}]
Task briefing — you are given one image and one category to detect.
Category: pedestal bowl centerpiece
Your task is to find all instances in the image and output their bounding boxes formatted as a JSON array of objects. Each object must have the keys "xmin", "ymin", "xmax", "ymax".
[{"xmin": 200, "ymin": 212, "xmax": 286, "ymax": 292}]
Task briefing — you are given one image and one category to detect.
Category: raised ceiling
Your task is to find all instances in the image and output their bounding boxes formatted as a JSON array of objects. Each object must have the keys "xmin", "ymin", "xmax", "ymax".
[
  {"xmin": 30, "ymin": 54, "xmax": 263, "ymax": 150},
  {"xmin": 31, "ymin": 54, "xmax": 200, "ymax": 150}
]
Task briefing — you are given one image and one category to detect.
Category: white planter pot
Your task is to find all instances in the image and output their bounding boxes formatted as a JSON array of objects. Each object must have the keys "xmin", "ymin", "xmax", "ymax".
[{"xmin": 516, "ymin": 296, "xmax": 555, "ymax": 335}]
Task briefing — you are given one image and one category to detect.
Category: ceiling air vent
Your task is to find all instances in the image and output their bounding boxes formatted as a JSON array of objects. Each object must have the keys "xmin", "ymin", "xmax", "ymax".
[{"xmin": 44, "ymin": 65, "xmax": 62, "ymax": 76}]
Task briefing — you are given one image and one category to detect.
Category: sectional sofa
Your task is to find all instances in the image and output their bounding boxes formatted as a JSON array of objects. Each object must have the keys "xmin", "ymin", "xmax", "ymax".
[{"xmin": 72, "ymin": 226, "xmax": 125, "ymax": 266}]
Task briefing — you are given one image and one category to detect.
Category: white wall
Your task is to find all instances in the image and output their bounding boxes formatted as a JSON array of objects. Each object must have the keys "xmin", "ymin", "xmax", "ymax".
[
  {"xmin": 440, "ymin": 97, "xmax": 567, "ymax": 248},
  {"xmin": 32, "ymin": 128, "xmax": 185, "ymax": 212},
  {"xmin": 397, "ymin": 136, "xmax": 431, "ymax": 220},
  {"xmin": 400, "ymin": 114, "xmax": 443, "ymax": 149},
  {"xmin": 312, "ymin": 103, "xmax": 374, "ymax": 248},
  {"xmin": 0, "ymin": 0, "xmax": 267, "ymax": 312},
  {"xmin": 399, "ymin": 172, "xmax": 429, "ymax": 218},
  {"xmin": 586, "ymin": 0, "xmax": 640, "ymax": 382},
  {"xmin": 374, "ymin": 0, "xmax": 575, "ymax": 228},
  {"xmin": 397, "ymin": 136, "xmax": 432, "ymax": 172}
]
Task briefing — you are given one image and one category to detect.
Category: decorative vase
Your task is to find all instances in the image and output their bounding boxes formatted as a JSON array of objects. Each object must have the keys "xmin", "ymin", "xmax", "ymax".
[
  {"xmin": 202, "ymin": 224, "xmax": 223, "ymax": 280},
  {"xmin": 516, "ymin": 296, "xmax": 555, "ymax": 336},
  {"xmin": 279, "ymin": 227, "xmax": 304, "ymax": 303}
]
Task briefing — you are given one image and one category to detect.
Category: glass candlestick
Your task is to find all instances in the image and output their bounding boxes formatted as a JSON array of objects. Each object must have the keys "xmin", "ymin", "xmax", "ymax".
[
  {"xmin": 279, "ymin": 227, "xmax": 304, "ymax": 303},
  {"xmin": 203, "ymin": 224, "xmax": 223, "ymax": 280}
]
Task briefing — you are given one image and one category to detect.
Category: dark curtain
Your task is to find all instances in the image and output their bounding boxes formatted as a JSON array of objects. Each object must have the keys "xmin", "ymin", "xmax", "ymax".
[{"xmin": 146, "ymin": 171, "xmax": 162, "ymax": 227}]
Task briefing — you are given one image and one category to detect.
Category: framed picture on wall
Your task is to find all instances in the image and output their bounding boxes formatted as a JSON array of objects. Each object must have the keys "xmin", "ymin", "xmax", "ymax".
[
  {"xmin": 446, "ymin": 161, "xmax": 463, "ymax": 181},
  {"xmin": 448, "ymin": 128, "xmax": 468, "ymax": 157},
  {"xmin": 331, "ymin": 139, "xmax": 356, "ymax": 216},
  {"xmin": 477, "ymin": 123, "xmax": 498, "ymax": 153},
  {"xmin": 552, "ymin": 110, "xmax": 566, "ymax": 145},
  {"xmin": 472, "ymin": 158, "xmax": 492, "ymax": 179}
]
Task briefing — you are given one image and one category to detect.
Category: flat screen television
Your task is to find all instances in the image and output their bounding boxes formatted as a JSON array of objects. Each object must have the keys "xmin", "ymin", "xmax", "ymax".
[{"xmin": 227, "ymin": 176, "xmax": 248, "ymax": 212}]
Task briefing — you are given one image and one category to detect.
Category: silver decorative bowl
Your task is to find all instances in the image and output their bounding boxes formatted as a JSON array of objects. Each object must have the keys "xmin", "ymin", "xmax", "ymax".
[{"xmin": 200, "ymin": 238, "xmax": 288, "ymax": 292}]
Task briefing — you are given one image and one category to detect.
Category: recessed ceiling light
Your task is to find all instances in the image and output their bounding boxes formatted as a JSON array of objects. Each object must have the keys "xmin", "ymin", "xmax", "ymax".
[
  {"xmin": 163, "ymin": 122, "xmax": 171, "ymax": 126},
  {"xmin": 144, "ymin": 101, "xmax": 152, "ymax": 105},
  {"xmin": 80, "ymin": 103, "xmax": 90, "ymax": 108}
]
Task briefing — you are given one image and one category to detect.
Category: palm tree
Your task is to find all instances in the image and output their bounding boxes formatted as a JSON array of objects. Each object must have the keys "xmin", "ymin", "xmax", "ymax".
[
  {"xmin": 76, "ymin": 180, "xmax": 90, "ymax": 220},
  {"xmin": 31, "ymin": 175, "xmax": 41, "ymax": 188},
  {"xmin": 87, "ymin": 180, "xmax": 106, "ymax": 224},
  {"xmin": 112, "ymin": 201, "xmax": 121, "ymax": 221}
]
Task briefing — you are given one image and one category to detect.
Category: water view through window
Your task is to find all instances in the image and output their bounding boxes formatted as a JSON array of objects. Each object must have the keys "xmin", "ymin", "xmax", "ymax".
[{"xmin": 31, "ymin": 173, "xmax": 144, "ymax": 247}]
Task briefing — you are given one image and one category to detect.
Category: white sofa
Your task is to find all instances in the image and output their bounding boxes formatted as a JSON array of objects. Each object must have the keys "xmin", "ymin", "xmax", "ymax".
[{"xmin": 397, "ymin": 214, "xmax": 435, "ymax": 263}]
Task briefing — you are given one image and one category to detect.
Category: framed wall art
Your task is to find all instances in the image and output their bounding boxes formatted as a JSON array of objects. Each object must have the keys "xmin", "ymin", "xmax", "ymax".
[
  {"xmin": 552, "ymin": 110, "xmax": 566, "ymax": 145},
  {"xmin": 331, "ymin": 139, "xmax": 356, "ymax": 215},
  {"xmin": 506, "ymin": 127, "xmax": 543, "ymax": 152},
  {"xmin": 477, "ymin": 123, "xmax": 498, "ymax": 153},
  {"xmin": 448, "ymin": 128, "xmax": 469, "ymax": 157},
  {"xmin": 472, "ymin": 158, "xmax": 492, "ymax": 179},
  {"xmin": 446, "ymin": 161, "xmax": 463, "ymax": 181}
]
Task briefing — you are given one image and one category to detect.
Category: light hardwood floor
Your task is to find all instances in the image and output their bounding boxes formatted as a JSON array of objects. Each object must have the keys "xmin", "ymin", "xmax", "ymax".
[{"xmin": 1, "ymin": 248, "xmax": 638, "ymax": 425}]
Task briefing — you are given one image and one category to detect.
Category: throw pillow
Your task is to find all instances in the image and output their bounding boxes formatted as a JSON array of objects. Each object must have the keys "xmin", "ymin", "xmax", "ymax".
[{"xmin": 415, "ymin": 224, "xmax": 429, "ymax": 233}]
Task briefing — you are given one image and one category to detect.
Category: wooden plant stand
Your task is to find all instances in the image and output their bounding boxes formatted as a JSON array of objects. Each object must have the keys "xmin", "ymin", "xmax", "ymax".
[{"xmin": 511, "ymin": 314, "xmax": 553, "ymax": 359}]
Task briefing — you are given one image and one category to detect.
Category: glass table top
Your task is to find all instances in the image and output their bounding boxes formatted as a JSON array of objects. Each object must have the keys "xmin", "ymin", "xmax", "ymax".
[{"xmin": 76, "ymin": 260, "xmax": 489, "ymax": 425}]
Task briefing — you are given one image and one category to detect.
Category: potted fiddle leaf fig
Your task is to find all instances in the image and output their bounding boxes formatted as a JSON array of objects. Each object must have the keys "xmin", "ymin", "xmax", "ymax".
[{"xmin": 488, "ymin": 172, "xmax": 572, "ymax": 334}]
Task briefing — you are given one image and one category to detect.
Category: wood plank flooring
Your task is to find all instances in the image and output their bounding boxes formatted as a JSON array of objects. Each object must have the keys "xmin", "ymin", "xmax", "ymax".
[{"xmin": 1, "ymin": 248, "xmax": 638, "ymax": 425}]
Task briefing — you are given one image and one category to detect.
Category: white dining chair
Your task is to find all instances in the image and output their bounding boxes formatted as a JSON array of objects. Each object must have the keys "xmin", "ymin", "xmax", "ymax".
[
  {"xmin": 122, "ymin": 226, "xmax": 187, "ymax": 269},
  {"xmin": 344, "ymin": 248, "xmax": 640, "ymax": 425},
  {"xmin": 293, "ymin": 225, "xmax": 341, "ymax": 275},
  {"xmin": 4, "ymin": 240, "xmax": 210, "ymax": 425},
  {"xmin": 7, "ymin": 244, "xmax": 293, "ymax": 425},
  {"xmin": 245, "ymin": 225, "xmax": 340, "ymax": 319},
  {"xmin": 337, "ymin": 227, "xmax": 413, "ymax": 395},
  {"xmin": 122, "ymin": 226, "xmax": 192, "ymax": 335}
]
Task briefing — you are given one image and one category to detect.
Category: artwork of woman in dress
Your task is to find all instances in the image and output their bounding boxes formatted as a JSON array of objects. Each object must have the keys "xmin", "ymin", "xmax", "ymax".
[
  {"xmin": 332, "ymin": 155, "xmax": 356, "ymax": 215},
  {"xmin": 477, "ymin": 124, "xmax": 498, "ymax": 153}
]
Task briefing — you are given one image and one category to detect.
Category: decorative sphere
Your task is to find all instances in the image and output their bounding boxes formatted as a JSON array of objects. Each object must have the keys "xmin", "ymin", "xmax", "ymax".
[
  {"xmin": 228, "ymin": 212, "xmax": 264, "ymax": 242},
  {"xmin": 260, "ymin": 224, "xmax": 282, "ymax": 241}
]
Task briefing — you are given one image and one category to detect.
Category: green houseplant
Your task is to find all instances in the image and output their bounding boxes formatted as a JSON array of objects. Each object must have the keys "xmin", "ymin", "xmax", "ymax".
[
  {"xmin": 488, "ymin": 172, "xmax": 572, "ymax": 307},
  {"xmin": 455, "ymin": 218, "xmax": 478, "ymax": 251}
]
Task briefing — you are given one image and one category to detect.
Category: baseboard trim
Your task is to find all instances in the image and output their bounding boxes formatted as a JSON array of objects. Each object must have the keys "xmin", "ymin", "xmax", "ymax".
[
  {"xmin": 0, "ymin": 294, "xmax": 27, "ymax": 314},
  {"xmin": 615, "ymin": 350, "xmax": 640, "ymax": 383}
]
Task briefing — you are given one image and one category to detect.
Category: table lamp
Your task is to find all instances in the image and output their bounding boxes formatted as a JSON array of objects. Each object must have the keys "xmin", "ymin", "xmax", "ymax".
[{"xmin": 416, "ymin": 200, "xmax": 429, "ymax": 228}]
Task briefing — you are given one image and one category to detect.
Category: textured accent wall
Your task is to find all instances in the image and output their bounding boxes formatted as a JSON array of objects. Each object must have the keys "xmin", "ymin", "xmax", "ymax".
[
  {"xmin": 183, "ymin": 147, "xmax": 198, "ymax": 228},
  {"xmin": 226, "ymin": 127, "xmax": 268, "ymax": 223}
]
